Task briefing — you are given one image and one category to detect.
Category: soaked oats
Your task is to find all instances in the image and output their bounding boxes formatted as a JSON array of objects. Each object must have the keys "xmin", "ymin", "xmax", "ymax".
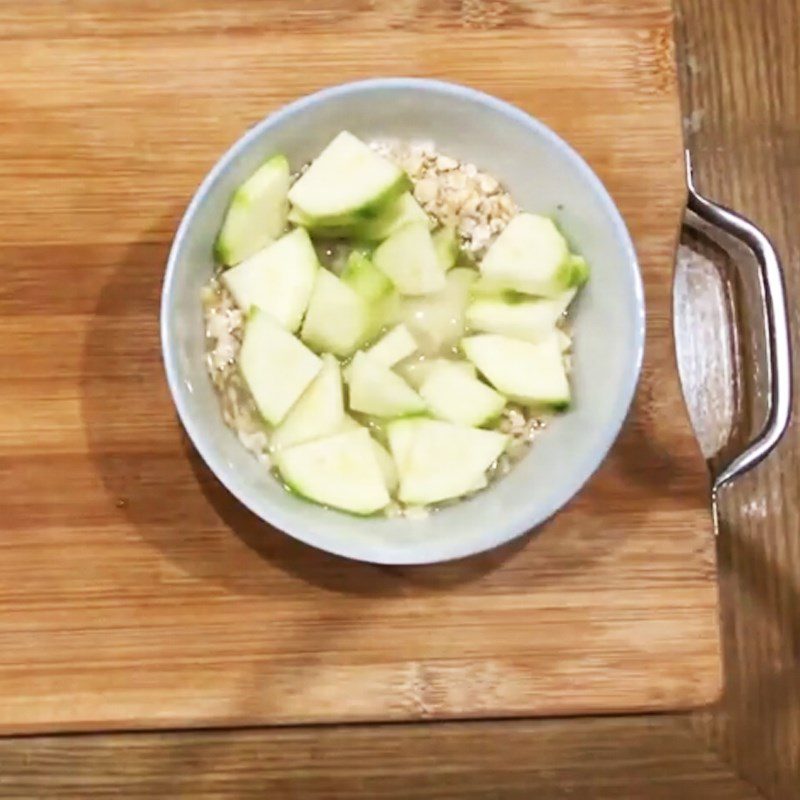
[{"xmin": 370, "ymin": 139, "xmax": 518, "ymax": 257}]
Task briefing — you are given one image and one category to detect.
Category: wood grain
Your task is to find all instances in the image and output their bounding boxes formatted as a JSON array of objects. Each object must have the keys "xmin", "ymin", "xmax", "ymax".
[
  {"xmin": 0, "ymin": 718, "xmax": 762, "ymax": 800},
  {"xmin": 0, "ymin": 0, "xmax": 720, "ymax": 733},
  {"xmin": 675, "ymin": 1, "xmax": 800, "ymax": 798},
  {"xmin": 0, "ymin": 0, "xmax": 797, "ymax": 798}
]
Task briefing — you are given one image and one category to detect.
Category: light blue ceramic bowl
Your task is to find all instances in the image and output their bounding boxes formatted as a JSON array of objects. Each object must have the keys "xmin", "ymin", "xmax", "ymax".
[{"xmin": 161, "ymin": 78, "xmax": 644, "ymax": 564}]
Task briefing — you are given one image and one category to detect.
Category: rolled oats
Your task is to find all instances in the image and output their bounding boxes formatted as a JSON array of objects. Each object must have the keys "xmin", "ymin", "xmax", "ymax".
[
  {"xmin": 372, "ymin": 138, "xmax": 518, "ymax": 257},
  {"xmin": 414, "ymin": 177, "xmax": 439, "ymax": 205}
]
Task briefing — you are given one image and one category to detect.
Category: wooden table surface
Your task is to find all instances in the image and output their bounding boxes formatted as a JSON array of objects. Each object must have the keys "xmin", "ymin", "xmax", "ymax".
[
  {"xmin": 0, "ymin": 0, "xmax": 721, "ymax": 735},
  {"xmin": 0, "ymin": 0, "xmax": 797, "ymax": 797}
]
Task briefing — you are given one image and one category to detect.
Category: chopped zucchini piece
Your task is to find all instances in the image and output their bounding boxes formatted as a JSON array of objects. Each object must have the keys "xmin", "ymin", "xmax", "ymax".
[
  {"xmin": 215, "ymin": 154, "xmax": 290, "ymax": 266},
  {"xmin": 397, "ymin": 357, "xmax": 477, "ymax": 390},
  {"xmin": 480, "ymin": 213, "xmax": 572, "ymax": 297},
  {"xmin": 373, "ymin": 221, "xmax": 446, "ymax": 296},
  {"xmin": 276, "ymin": 428, "xmax": 390, "ymax": 515},
  {"xmin": 418, "ymin": 361, "xmax": 505, "ymax": 426},
  {"xmin": 288, "ymin": 131, "xmax": 410, "ymax": 225},
  {"xmin": 222, "ymin": 227, "xmax": 318, "ymax": 332},
  {"xmin": 399, "ymin": 267, "xmax": 477, "ymax": 355},
  {"xmin": 365, "ymin": 324, "xmax": 418, "ymax": 368},
  {"xmin": 301, "ymin": 269, "xmax": 372, "ymax": 357},
  {"xmin": 239, "ymin": 309, "xmax": 322, "ymax": 425},
  {"xmin": 465, "ymin": 288, "xmax": 576, "ymax": 343},
  {"xmin": 462, "ymin": 332, "xmax": 570, "ymax": 408},
  {"xmin": 432, "ymin": 226, "xmax": 459, "ymax": 271},
  {"xmin": 271, "ymin": 354, "xmax": 344, "ymax": 450},
  {"xmin": 387, "ymin": 418, "xmax": 507, "ymax": 505},
  {"xmin": 347, "ymin": 352, "xmax": 426, "ymax": 418}
]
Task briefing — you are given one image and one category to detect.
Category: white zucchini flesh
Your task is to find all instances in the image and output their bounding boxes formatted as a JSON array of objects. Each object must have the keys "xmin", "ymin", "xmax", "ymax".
[
  {"xmin": 387, "ymin": 418, "xmax": 508, "ymax": 505},
  {"xmin": 215, "ymin": 154, "xmax": 290, "ymax": 266},
  {"xmin": 347, "ymin": 352, "xmax": 427, "ymax": 418},
  {"xmin": 365, "ymin": 324, "xmax": 418, "ymax": 368},
  {"xmin": 270, "ymin": 354, "xmax": 344, "ymax": 451},
  {"xmin": 479, "ymin": 213, "xmax": 572, "ymax": 297},
  {"xmin": 239, "ymin": 309, "xmax": 322, "ymax": 426},
  {"xmin": 276, "ymin": 428, "xmax": 390, "ymax": 515},
  {"xmin": 373, "ymin": 221, "xmax": 446, "ymax": 296},
  {"xmin": 222, "ymin": 227, "xmax": 318, "ymax": 332},
  {"xmin": 397, "ymin": 357, "xmax": 477, "ymax": 390},
  {"xmin": 300, "ymin": 269, "xmax": 372, "ymax": 357},
  {"xmin": 418, "ymin": 361, "xmax": 506, "ymax": 427},
  {"xmin": 462, "ymin": 332, "xmax": 571, "ymax": 408},
  {"xmin": 399, "ymin": 267, "xmax": 476, "ymax": 356},
  {"xmin": 465, "ymin": 288, "xmax": 576, "ymax": 343},
  {"xmin": 432, "ymin": 226, "xmax": 459, "ymax": 271},
  {"xmin": 288, "ymin": 131, "xmax": 409, "ymax": 223}
]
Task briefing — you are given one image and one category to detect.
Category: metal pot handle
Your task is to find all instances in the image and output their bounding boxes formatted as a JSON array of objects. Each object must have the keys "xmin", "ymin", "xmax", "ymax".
[{"xmin": 683, "ymin": 151, "xmax": 792, "ymax": 496}]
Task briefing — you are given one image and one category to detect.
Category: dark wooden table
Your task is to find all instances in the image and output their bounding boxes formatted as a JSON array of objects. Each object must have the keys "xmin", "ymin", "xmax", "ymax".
[{"xmin": 0, "ymin": 0, "xmax": 797, "ymax": 797}]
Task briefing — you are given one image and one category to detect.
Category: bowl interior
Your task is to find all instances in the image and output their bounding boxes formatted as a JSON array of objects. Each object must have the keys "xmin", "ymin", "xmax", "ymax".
[{"xmin": 162, "ymin": 79, "xmax": 643, "ymax": 564}]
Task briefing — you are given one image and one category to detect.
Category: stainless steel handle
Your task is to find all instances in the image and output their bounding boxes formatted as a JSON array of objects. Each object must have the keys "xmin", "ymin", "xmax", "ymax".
[{"xmin": 684, "ymin": 150, "xmax": 792, "ymax": 495}]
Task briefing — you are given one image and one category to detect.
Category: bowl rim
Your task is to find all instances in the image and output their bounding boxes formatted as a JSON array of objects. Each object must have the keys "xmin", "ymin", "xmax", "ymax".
[{"xmin": 161, "ymin": 77, "xmax": 645, "ymax": 564}]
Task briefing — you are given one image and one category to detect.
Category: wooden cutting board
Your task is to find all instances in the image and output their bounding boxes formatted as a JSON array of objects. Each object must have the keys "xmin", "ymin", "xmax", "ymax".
[{"xmin": 0, "ymin": 0, "xmax": 720, "ymax": 734}]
